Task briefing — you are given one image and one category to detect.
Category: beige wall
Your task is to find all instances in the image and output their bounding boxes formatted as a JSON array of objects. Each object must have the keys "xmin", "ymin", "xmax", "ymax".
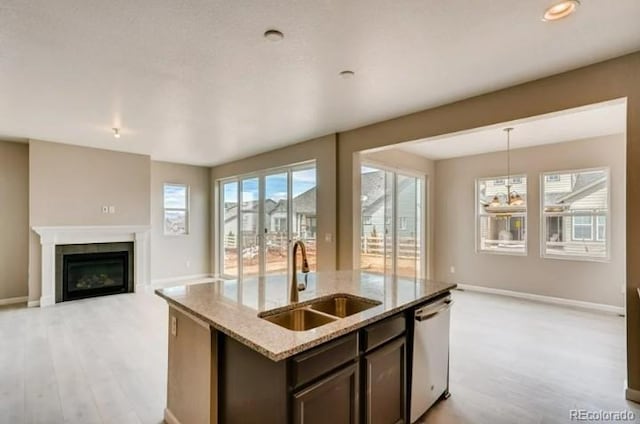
[
  {"xmin": 335, "ymin": 52, "xmax": 640, "ymax": 394},
  {"xmin": 28, "ymin": 140, "xmax": 151, "ymax": 301},
  {"xmin": 434, "ymin": 135, "xmax": 626, "ymax": 307},
  {"xmin": 151, "ymin": 161, "xmax": 211, "ymax": 281},
  {"xmin": 359, "ymin": 148, "xmax": 436, "ymax": 279},
  {"xmin": 0, "ymin": 140, "xmax": 29, "ymax": 299},
  {"xmin": 210, "ymin": 134, "xmax": 337, "ymax": 273}
]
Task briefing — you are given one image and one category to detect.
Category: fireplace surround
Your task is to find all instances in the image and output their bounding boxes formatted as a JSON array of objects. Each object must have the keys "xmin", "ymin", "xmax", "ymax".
[{"xmin": 32, "ymin": 225, "xmax": 150, "ymax": 307}]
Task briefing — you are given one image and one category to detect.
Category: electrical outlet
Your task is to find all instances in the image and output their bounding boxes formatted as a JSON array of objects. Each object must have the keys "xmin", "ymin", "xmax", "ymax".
[
  {"xmin": 102, "ymin": 206, "xmax": 108, "ymax": 213},
  {"xmin": 109, "ymin": 206, "xmax": 115, "ymax": 214},
  {"xmin": 186, "ymin": 260, "xmax": 191, "ymax": 268},
  {"xmin": 450, "ymin": 266, "xmax": 456, "ymax": 274},
  {"xmin": 171, "ymin": 316, "xmax": 177, "ymax": 337},
  {"xmin": 325, "ymin": 233, "xmax": 332, "ymax": 242}
]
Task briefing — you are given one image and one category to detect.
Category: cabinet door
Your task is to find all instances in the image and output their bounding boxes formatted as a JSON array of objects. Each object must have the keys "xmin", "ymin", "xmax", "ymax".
[
  {"xmin": 292, "ymin": 362, "xmax": 359, "ymax": 424},
  {"xmin": 364, "ymin": 337, "xmax": 406, "ymax": 424}
]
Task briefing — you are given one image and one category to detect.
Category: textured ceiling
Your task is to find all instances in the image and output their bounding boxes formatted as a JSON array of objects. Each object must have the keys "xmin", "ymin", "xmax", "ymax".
[
  {"xmin": 397, "ymin": 100, "xmax": 627, "ymax": 160},
  {"xmin": 0, "ymin": 0, "xmax": 639, "ymax": 165}
]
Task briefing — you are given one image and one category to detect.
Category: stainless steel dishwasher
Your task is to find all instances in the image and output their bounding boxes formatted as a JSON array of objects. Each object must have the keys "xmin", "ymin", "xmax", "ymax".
[{"xmin": 410, "ymin": 295, "xmax": 453, "ymax": 423}]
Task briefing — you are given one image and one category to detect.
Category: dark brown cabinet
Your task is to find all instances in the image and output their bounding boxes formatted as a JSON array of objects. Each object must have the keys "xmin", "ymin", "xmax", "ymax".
[
  {"xmin": 292, "ymin": 363, "xmax": 360, "ymax": 424},
  {"xmin": 218, "ymin": 314, "xmax": 410, "ymax": 424},
  {"xmin": 364, "ymin": 336, "xmax": 407, "ymax": 424}
]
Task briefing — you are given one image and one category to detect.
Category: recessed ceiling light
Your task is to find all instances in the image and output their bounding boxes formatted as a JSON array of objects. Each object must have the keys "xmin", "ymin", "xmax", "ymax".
[
  {"xmin": 112, "ymin": 128, "xmax": 121, "ymax": 139},
  {"xmin": 264, "ymin": 29, "xmax": 284, "ymax": 42},
  {"xmin": 543, "ymin": 0, "xmax": 580, "ymax": 21},
  {"xmin": 339, "ymin": 70, "xmax": 355, "ymax": 79}
]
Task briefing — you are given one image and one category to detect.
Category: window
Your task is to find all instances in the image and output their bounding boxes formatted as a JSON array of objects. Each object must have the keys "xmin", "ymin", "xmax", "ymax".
[
  {"xmin": 274, "ymin": 217, "xmax": 287, "ymax": 233},
  {"xmin": 399, "ymin": 217, "xmax": 408, "ymax": 230},
  {"xmin": 541, "ymin": 168, "xmax": 609, "ymax": 260},
  {"xmin": 476, "ymin": 175, "xmax": 527, "ymax": 255},
  {"xmin": 572, "ymin": 216, "xmax": 593, "ymax": 240},
  {"xmin": 164, "ymin": 183, "xmax": 189, "ymax": 235},
  {"xmin": 597, "ymin": 216, "xmax": 606, "ymax": 241}
]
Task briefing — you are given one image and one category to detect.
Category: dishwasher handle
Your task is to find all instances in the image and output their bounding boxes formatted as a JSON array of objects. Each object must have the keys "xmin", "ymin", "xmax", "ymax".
[{"xmin": 415, "ymin": 299, "xmax": 453, "ymax": 322}]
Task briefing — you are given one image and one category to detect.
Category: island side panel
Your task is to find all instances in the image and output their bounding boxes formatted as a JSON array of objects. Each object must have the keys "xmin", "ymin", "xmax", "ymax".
[
  {"xmin": 166, "ymin": 305, "xmax": 217, "ymax": 424},
  {"xmin": 219, "ymin": 335, "xmax": 288, "ymax": 424}
]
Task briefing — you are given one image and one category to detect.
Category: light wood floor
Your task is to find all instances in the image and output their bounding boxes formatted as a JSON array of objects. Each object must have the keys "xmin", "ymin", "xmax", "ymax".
[{"xmin": 1, "ymin": 288, "xmax": 637, "ymax": 424}]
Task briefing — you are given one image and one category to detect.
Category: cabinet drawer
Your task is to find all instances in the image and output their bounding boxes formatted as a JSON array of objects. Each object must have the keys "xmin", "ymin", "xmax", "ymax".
[
  {"xmin": 363, "ymin": 315, "xmax": 405, "ymax": 352},
  {"xmin": 291, "ymin": 333, "xmax": 358, "ymax": 389}
]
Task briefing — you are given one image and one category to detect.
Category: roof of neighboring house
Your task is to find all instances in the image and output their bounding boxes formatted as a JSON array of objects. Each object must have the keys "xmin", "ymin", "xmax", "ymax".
[
  {"xmin": 545, "ymin": 172, "xmax": 607, "ymax": 207},
  {"xmin": 224, "ymin": 199, "xmax": 277, "ymax": 223},
  {"xmin": 361, "ymin": 171, "xmax": 385, "ymax": 214},
  {"xmin": 292, "ymin": 187, "xmax": 316, "ymax": 214},
  {"xmin": 361, "ymin": 171, "xmax": 414, "ymax": 216}
]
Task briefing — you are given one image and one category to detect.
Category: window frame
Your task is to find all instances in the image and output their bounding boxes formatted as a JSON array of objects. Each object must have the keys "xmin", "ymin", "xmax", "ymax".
[
  {"xmin": 475, "ymin": 174, "xmax": 528, "ymax": 256},
  {"xmin": 540, "ymin": 167, "xmax": 610, "ymax": 262},
  {"xmin": 163, "ymin": 182, "xmax": 190, "ymax": 236}
]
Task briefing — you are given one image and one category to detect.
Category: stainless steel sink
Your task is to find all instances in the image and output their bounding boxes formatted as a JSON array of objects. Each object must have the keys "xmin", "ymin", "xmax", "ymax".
[
  {"xmin": 261, "ymin": 308, "xmax": 337, "ymax": 331},
  {"xmin": 309, "ymin": 294, "xmax": 381, "ymax": 318}
]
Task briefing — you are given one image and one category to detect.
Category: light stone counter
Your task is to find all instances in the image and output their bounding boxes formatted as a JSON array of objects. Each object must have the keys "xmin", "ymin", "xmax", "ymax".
[{"xmin": 155, "ymin": 270, "xmax": 456, "ymax": 361}]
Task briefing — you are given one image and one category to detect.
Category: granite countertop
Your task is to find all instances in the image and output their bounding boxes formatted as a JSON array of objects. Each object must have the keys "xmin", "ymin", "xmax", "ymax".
[{"xmin": 155, "ymin": 270, "xmax": 456, "ymax": 361}]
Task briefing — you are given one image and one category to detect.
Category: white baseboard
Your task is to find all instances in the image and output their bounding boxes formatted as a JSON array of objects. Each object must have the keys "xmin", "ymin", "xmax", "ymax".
[
  {"xmin": 626, "ymin": 386, "xmax": 640, "ymax": 404},
  {"xmin": 0, "ymin": 296, "xmax": 27, "ymax": 306},
  {"xmin": 456, "ymin": 283, "xmax": 625, "ymax": 315},
  {"xmin": 151, "ymin": 273, "xmax": 215, "ymax": 288},
  {"xmin": 27, "ymin": 299, "xmax": 40, "ymax": 307},
  {"xmin": 164, "ymin": 408, "xmax": 181, "ymax": 424},
  {"xmin": 39, "ymin": 295, "xmax": 54, "ymax": 307}
]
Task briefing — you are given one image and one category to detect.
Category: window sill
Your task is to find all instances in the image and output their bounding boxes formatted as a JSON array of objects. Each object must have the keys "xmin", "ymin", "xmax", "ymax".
[{"xmin": 541, "ymin": 253, "xmax": 611, "ymax": 263}]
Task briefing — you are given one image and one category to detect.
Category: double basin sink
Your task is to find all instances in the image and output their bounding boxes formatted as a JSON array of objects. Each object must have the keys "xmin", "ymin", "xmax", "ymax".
[{"xmin": 259, "ymin": 294, "xmax": 381, "ymax": 331}]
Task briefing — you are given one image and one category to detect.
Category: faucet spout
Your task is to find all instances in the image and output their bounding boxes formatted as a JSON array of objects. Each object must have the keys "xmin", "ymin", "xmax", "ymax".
[{"xmin": 291, "ymin": 241, "xmax": 310, "ymax": 303}]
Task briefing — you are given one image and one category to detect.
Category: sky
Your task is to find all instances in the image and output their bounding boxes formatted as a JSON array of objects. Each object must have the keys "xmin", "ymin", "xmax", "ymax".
[
  {"xmin": 164, "ymin": 183, "xmax": 188, "ymax": 209},
  {"xmin": 222, "ymin": 167, "xmax": 316, "ymax": 203}
]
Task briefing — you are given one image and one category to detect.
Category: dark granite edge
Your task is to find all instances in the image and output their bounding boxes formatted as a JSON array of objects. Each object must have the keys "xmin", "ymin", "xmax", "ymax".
[{"xmin": 156, "ymin": 283, "xmax": 457, "ymax": 362}]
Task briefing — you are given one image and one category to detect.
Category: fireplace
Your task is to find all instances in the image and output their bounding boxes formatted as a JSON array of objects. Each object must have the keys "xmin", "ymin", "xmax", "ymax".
[{"xmin": 55, "ymin": 242, "xmax": 134, "ymax": 303}]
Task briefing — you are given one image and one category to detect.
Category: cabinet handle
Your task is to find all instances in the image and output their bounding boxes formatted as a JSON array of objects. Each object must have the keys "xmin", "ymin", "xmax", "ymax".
[{"xmin": 415, "ymin": 300, "xmax": 453, "ymax": 322}]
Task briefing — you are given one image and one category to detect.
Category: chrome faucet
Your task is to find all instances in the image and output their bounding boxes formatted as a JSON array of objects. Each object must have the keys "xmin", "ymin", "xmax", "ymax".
[{"xmin": 290, "ymin": 240, "xmax": 310, "ymax": 303}]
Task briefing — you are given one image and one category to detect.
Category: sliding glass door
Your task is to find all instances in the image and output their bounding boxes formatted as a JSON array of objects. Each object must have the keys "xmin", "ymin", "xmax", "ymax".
[
  {"xmin": 219, "ymin": 162, "xmax": 317, "ymax": 279},
  {"xmin": 265, "ymin": 172, "xmax": 289, "ymax": 275},
  {"xmin": 241, "ymin": 178, "xmax": 260, "ymax": 279},
  {"xmin": 360, "ymin": 164, "xmax": 424, "ymax": 278}
]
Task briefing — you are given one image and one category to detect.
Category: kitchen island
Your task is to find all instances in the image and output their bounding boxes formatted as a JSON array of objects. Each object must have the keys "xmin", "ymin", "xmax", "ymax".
[{"xmin": 156, "ymin": 271, "xmax": 456, "ymax": 424}]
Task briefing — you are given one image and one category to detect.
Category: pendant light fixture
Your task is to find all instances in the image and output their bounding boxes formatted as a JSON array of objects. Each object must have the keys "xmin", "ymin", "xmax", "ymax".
[{"xmin": 486, "ymin": 127, "xmax": 524, "ymax": 210}]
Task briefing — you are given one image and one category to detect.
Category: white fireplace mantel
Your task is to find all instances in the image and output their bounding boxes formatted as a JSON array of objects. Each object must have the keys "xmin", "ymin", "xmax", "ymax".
[{"xmin": 32, "ymin": 225, "xmax": 151, "ymax": 307}]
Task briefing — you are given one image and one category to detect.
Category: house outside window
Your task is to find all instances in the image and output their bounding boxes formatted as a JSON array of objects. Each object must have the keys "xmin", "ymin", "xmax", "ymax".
[
  {"xmin": 541, "ymin": 168, "xmax": 609, "ymax": 261},
  {"xmin": 476, "ymin": 175, "xmax": 527, "ymax": 255},
  {"xmin": 164, "ymin": 183, "xmax": 189, "ymax": 235}
]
